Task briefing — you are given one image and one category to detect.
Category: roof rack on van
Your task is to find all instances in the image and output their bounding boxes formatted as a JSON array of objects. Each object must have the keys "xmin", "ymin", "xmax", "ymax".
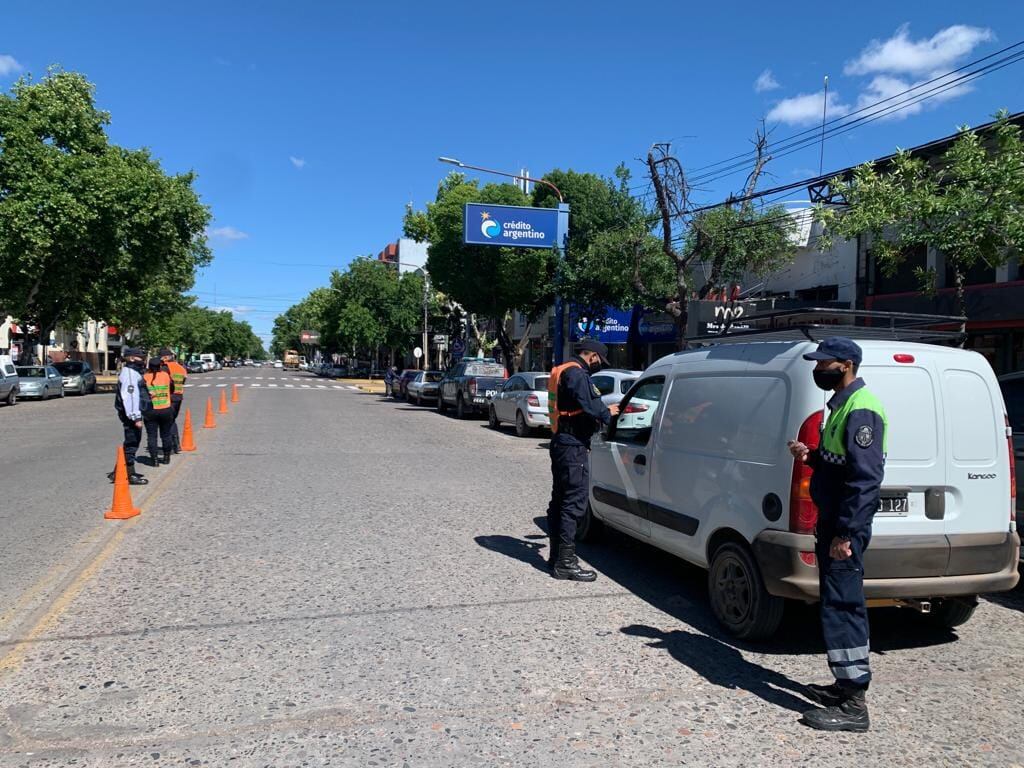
[{"xmin": 687, "ymin": 307, "xmax": 967, "ymax": 346}]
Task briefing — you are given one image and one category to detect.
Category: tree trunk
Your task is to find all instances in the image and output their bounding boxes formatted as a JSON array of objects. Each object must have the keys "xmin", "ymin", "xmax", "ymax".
[
  {"xmin": 954, "ymin": 264, "xmax": 967, "ymax": 347},
  {"xmin": 495, "ymin": 324, "xmax": 516, "ymax": 376},
  {"xmin": 512, "ymin": 320, "xmax": 533, "ymax": 373}
]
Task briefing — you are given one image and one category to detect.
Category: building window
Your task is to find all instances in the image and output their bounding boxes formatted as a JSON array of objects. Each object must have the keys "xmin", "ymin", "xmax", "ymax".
[
  {"xmin": 945, "ymin": 255, "xmax": 997, "ymax": 288},
  {"xmin": 795, "ymin": 285, "xmax": 838, "ymax": 302},
  {"xmin": 871, "ymin": 243, "xmax": 926, "ymax": 295}
]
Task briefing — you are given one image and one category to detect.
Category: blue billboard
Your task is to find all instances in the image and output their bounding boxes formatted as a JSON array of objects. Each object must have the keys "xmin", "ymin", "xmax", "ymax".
[
  {"xmin": 569, "ymin": 306, "xmax": 677, "ymax": 345},
  {"xmin": 463, "ymin": 203, "xmax": 559, "ymax": 249}
]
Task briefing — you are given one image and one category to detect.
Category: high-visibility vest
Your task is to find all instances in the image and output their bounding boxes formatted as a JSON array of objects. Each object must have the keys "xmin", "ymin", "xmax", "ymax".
[
  {"xmin": 144, "ymin": 370, "xmax": 173, "ymax": 410},
  {"xmin": 819, "ymin": 386, "xmax": 889, "ymax": 465},
  {"xmin": 547, "ymin": 360, "xmax": 584, "ymax": 434},
  {"xmin": 165, "ymin": 361, "xmax": 187, "ymax": 396}
]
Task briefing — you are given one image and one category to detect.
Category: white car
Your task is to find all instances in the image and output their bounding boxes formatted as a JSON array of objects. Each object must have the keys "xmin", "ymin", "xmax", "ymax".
[
  {"xmin": 591, "ymin": 368, "xmax": 642, "ymax": 406},
  {"xmin": 273, "ymin": 361, "xmax": 284, "ymax": 369},
  {"xmin": 583, "ymin": 338, "xmax": 1019, "ymax": 639},
  {"xmin": 488, "ymin": 372, "xmax": 550, "ymax": 436}
]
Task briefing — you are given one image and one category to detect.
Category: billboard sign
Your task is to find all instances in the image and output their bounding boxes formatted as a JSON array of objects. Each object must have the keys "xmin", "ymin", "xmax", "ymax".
[
  {"xmin": 463, "ymin": 203, "xmax": 559, "ymax": 249},
  {"xmin": 300, "ymin": 330, "xmax": 321, "ymax": 344}
]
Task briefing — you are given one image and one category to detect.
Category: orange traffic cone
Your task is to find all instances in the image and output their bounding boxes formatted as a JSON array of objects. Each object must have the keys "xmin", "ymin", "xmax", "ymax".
[
  {"xmin": 218, "ymin": 389, "xmax": 229, "ymax": 415},
  {"xmin": 231, "ymin": 383, "xmax": 239, "ymax": 403},
  {"xmin": 181, "ymin": 408, "xmax": 197, "ymax": 451},
  {"xmin": 105, "ymin": 446, "xmax": 141, "ymax": 520},
  {"xmin": 204, "ymin": 397, "xmax": 217, "ymax": 429}
]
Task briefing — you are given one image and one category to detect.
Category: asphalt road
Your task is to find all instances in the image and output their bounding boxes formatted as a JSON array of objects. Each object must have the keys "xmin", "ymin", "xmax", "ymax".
[{"xmin": 1, "ymin": 368, "xmax": 1023, "ymax": 767}]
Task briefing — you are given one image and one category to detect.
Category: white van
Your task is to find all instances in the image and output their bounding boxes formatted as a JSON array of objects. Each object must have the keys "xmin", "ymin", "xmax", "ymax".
[
  {"xmin": 585, "ymin": 338, "xmax": 1019, "ymax": 639},
  {"xmin": 0, "ymin": 354, "xmax": 19, "ymax": 405}
]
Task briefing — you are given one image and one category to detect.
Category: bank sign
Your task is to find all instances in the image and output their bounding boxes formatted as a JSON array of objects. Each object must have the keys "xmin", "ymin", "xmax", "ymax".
[{"xmin": 463, "ymin": 203, "xmax": 559, "ymax": 249}]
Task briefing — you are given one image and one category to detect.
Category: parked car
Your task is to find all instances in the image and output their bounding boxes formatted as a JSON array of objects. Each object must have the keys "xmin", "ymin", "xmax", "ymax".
[
  {"xmin": 15, "ymin": 365, "xmax": 64, "ymax": 400},
  {"xmin": 591, "ymin": 368, "xmax": 642, "ymax": 406},
  {"xmin": 52, "ymin": 360, "xmax": 97, "ymax": 395},
  {"xmin": 406, "ymin": 370, "xmax": 443, "ymax": 405},
  {"xmin": 395, "ymin": 369, "xmax": 419, "ymax": 399},
  {"xmin": 0, "ymin": 355, "xmax": 19, "ymax": 405},
  {"xmin": 582, "ymin": 339, "xmax": 1019, "ymax": 640},
  {"xmin": 186, "ymin": 360, "xmax": 205, "ymax": 374},
  {"xmin": 273, "ymin": 360, "xmax": 284, "ymax": 369},
  {"xmin": 437, "ymin": 359, "xmax": 508, "ymax": 419},
  {"xmin": 488, "ymin": 372, "xmax": 550, "ymax": 436},
  {"xmin": 997, "ymin": 371, "xmax": 1023, "ymax": 553}
]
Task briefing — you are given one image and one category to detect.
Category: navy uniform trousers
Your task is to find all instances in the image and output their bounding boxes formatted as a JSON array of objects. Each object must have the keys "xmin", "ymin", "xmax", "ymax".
[
  {"xmin": 546, "ymin": 439, "xmax": 590, "ymax": 556},
  {"xmin": 119, "ymin": 415, "xmax": 143, "ymax": 467},
  {"xmin": 816, "ymin": 524, "xmax": 873, "ymax": 689},
  {"xmin": 170, "ymin": 396, "xmax": 183, "ymax": 449}
]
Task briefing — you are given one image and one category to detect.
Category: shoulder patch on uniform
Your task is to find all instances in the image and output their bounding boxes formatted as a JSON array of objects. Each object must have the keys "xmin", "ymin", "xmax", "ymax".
[
  {"xmin": 591, "ymin": 384, "xmax": 601, "ymax": 397},
  {"xmin": 127, "ymin": 385, "xmax": 135, "ymax": 394},
  {"xmin": 854, "ymin": 424, "xmax": 874, "ymax": 448}
]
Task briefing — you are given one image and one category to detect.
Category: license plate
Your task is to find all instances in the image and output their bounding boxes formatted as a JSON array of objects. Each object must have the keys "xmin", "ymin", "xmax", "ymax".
[{"xmin": 877, "ymin": 494, "xmax": 909, "ymax": 516}]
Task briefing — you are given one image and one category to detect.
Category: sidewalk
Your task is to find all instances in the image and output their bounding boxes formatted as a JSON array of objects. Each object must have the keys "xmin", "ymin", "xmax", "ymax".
[{"xmin": 338, "ymin": 377, "xmax": 386, "ymax": 394}]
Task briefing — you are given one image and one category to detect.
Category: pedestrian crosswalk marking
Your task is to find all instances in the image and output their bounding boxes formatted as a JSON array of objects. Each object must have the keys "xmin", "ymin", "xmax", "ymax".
[
  {"xmin": 285, "ymin": 384, "xmax": 295, "ymax": 388},
  {"xmin": 268, "ymin": 383, "xmax": 278, "ymax": 387},
  {"xmin": 301, "ymin": 385, "xmax": 311, "ymax": 388},
  {"xmin": 316, "ymin": 385, "xmax": 327, "ymax": 389},
  {"xmin": 216, "ymin": 383, "xmax": 227, "ymax": 387}
]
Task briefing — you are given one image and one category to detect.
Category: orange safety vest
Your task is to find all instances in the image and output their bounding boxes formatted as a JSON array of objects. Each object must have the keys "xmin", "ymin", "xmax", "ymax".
[
  {"xmin": 144, "ymin": 370, "xmax": 173, "ymax": 410},
  {"xmin": 165, "ymin": 360, "xmax": 187, "ymax": 396},
  {"xmin": 547, "ymin": 360, "xmax": 584, "ymax": 434}
]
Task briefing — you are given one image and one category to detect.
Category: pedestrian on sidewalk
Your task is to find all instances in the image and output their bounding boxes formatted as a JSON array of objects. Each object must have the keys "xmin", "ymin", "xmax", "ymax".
[
  {"xmin": 108, "ymin": 346, "xmax": 150, "ymax": 485},
  {"xmin": 384, "ymin": 365, "xmax": 395, "ymax": 397},
  {"xmin": 787, "ymin": 337, "xmax": 887, "ymax": 733},
  {"xmin": 160, "ymin": 348, "xmax": 187, "ymax": 453},
  {"xmin": 143, "ymin": 357, "xmax": 176, "ymax": 467}
]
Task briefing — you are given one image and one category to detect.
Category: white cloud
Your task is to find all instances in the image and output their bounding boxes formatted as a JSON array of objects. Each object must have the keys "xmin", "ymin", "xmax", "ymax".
[
  {"xmin": 767, "ymin": 90, "xmax": 851, "ymax": 126},
  {"xmin": 845, "ymin": 24, "xmax": 993, "ymax": 77},
  {"xmin": 855, "ymin": 71, "xmax": 973, "ymax": 120},
  {"xmin": 754, "ymin": 69, "xmax": 780, "ymax": 93},
  {"xmin": 0, "ymin": 54, "xmax": 23, "ymax": 77},
  {"xmin": 207, "ymin": 225, "xmax": 249, "ymax": 241},
  {"xmin": 208, "ymin": 305, "xmax": 255, "ymax": 315},
  {"xmin": 289, "ymin": 156, "xmax": 306, "ymax": 169}
]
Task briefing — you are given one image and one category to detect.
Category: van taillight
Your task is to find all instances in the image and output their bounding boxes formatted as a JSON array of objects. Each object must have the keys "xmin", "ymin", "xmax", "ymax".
[
  {"xmin": 1008, "ymin": 414, "xmax": 1017, "ymax": 523},
  {"xmin": 893, "ymin": 354, "xmax": 915, "ymax": 364},
  {"xmin": 790, "ymin": 410, "xmax": 824, "ymax": 534}
]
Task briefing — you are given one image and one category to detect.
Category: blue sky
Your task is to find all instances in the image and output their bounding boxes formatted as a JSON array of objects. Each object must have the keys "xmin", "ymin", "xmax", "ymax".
[{"xmin": 4, "ymin": 2, "xmax": 1023, "ymax": 347}]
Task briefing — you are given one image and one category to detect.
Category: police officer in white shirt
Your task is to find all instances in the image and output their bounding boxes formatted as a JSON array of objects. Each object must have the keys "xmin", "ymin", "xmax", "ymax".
[{"xmin": 107, "ymin": 347, "xmax": 151, "ymax": 485}]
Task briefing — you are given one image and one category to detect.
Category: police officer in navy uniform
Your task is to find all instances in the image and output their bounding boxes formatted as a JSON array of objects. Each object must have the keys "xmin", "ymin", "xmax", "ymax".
[
  {"xmin": 108, "ymin": 347, "xmax": 151, "ymax": 486},
  {"xmin": 788, "ymin": 337, "xmax": 888, "ymax": 732},
  {"xmin": 547, "ymin": 340, "xmax": 620, "ymax": 581}
]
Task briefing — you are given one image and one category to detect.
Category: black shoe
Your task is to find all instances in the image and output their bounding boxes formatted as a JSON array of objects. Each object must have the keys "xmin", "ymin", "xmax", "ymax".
[
  {"xmin": 125, "ymin": 466, "xmax": 149, "ymax": 486},
  {"xmin": 801, "ymin": 691, "xmax": 869, "ymax": 733},
  {"xmin": 149, "ymin": 453, "xmax": 161, "ymax": 467},
  {"xmin": 162, "ymin": 451, "xmax": 172, "ymax": 465},
  {"xmin": 805, "ymin": 682, "xmax": 847, "ymax": 708},
  {"xmin": 552, "ymin": 543, "xmax": 597, "ymax": 582},
  {"xmin": 107, "ymin": 470, "xmax": 116, "ymax": 482},
  {"xmin": 172, "ymin": 445, "xmax": 182, "ymax": 455}
]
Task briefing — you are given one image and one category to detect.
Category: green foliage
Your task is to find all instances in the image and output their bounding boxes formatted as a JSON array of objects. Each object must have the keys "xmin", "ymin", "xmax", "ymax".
[
  {"xmin": 144, "ymin": 301, "xmax": 265, "ymax": 359},
  {"xmin": 0, "ymin": 69, "xmax": 212, "ymax": 339},
  {"xmin": 270, "ymin": 287, "xmax": 334, "ymax": 357},
  {"xmin": 533, "ymin": 165, "xmax": 673, "ymax": 316},
  {"xmin": 816, "ymin": 111, "xmax": 1024, "ymax": 298}
]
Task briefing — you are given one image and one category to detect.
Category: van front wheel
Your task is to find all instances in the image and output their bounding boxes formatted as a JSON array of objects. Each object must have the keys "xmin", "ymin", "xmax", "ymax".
[{"xmin": 708, "ymin": 542, "xmax": 784, "ymax": 640}]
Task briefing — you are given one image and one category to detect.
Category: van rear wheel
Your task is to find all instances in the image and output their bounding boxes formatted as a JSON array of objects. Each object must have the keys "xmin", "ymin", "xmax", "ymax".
[
  {"xmin": 708, "ymin": 542, "xmax": 784, "ymax": 640},
  {"xmin": 929, "ymin": 596, "xmax": 978, "ymax": 628}
]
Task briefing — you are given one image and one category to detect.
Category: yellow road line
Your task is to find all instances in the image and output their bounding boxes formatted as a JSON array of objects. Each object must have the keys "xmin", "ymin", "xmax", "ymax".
[{"xmin": 0, "ymin": 455, "xmax": 192, "ymax": 676}]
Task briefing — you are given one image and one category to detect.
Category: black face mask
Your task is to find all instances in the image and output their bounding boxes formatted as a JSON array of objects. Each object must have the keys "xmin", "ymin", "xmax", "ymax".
[
  {"xmin": 127, "ymin": 359, "xmax": 145, "ymax": 372},
  {"xmin": 813, "ymin": 368, "xmax": 845, "ymax": 391},
  {"xmin": 587, "ymin": 359, "xmax": 604, "ymax": 374}
]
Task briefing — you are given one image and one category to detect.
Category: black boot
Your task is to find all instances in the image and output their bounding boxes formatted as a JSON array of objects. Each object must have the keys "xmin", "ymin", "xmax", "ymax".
[
  {"xmin": 804, "ymin": 682, "xmax": 847, "ymax": 708},
  {"xmin": 546, "ymin": 541, "xmax": 560, "ymax": 571},
  {"xmin": 552, "ymin": 542, "xmax": 596, "ymax": 582},
  {"xmin": 162, "ymin": 450, "xmax": 172, "ymax": 465},
  {"xmin": 802, "ymin": 688, "xmax": 869, "ymax": 732},
  {"xmin": 126, "ymin": 464, "xmax": 149, "ymax": 486},
  {"xmin": 150, "ymin": 451, "xmax": 161, "ymax": 467}
]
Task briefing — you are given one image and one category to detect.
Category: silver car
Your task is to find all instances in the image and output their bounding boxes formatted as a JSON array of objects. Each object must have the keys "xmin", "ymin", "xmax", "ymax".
[
  {"xmin": 53, "ymin": 360, "xmax": 97, "ymax": 395},
  {"xmin": 488, "ymin": 372, "xmax": 550, "ymax": 437},
  {"xmin": 406, "ymin": 370, "xmax": 443, "ymax": 405},
  {"xmin": 591, "ymin": 368, "xmax": 642, "ymax": 406},
  {"xmin": 15, "ymin": 365, "xmax": 64, "ymax": 400}
]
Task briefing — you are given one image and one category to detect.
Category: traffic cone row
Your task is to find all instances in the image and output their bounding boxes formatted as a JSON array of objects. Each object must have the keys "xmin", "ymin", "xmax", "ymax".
[{"xmin": 104, "ymin": 386, "xmax": 240, "ymax": 520}]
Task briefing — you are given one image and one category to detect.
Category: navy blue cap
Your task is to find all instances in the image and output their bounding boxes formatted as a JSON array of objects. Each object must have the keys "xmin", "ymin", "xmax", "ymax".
[
  {"xmin": 123, "ymin": 346, "xmax": 145, "ymax": 358},
  {"xmin": 575, "ymin": 339, "xmax": 609, "ymax": 364},
  {"xmin": 803, "ymin": 337, "xmax": 862, "ymax": 365}
]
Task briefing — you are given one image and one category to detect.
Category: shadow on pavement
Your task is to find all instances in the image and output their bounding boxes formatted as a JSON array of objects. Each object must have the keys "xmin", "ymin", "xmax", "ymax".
[
  {"xmin": 621, "ymin": 624, "xmax": 812, "ymax": 713},
  {"xmin": 983, "ymin": 572, "xmax": 1024, "ymax": 613},
  {"xmin": 474, "ymin": 534, "xmax": 549, "ymax": 574},
  {"xmin": 532, "ymin": 515, "xmax": 960, "ymax": 658}
]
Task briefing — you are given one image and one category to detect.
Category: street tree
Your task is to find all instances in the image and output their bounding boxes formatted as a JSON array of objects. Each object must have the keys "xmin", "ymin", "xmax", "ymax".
[
  {"xmin": 816, "ymin": 111, "xmax": 1024, "ymax": 333},
  {"xmin": 271, "ymin": 287, "xmax": 334, "ymax": 358},
  {"xmin": 404, "ymin": 173, "xmax": 556, "ymax": 371},
  {"xmin": 0, "ymin": 69, "xmax": 211, "ymax": 358}
]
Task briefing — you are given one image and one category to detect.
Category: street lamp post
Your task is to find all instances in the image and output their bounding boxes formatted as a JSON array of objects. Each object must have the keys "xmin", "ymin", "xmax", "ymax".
[{"xmin": 438, "ymin": 157, "xmax": 570, "ymax": 366}]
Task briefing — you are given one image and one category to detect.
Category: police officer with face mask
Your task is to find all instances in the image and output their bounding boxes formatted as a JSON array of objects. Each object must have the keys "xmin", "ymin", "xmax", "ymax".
[
  {"xmin": 788, "ymin": 337, "xmax": 888, "ymax": 733},
  {"xmin": 108, "ymin": 347, "xmax": 151, "ymax": 486},
  {"xmin": 545, "ymin": 340, "xmax": 620, "ymax": 581}
]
